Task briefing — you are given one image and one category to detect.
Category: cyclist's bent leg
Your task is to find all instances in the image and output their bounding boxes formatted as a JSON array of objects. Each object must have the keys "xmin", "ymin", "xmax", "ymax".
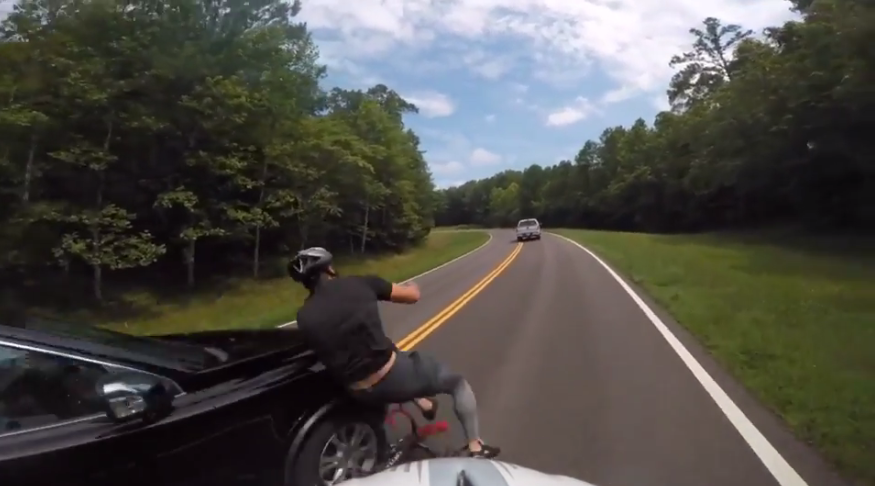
[
  {"xmin": 427, "ymin": 357, "xmax": 499, "ymax": 457},
  {"xmin": 350, "ymin": 351, "xmax": 499, "ymax": 458}
]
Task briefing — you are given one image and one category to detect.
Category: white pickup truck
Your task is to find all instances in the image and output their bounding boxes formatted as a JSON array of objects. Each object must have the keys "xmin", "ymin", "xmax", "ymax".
[{"xmin": 515, "ymin": 218, "xmax": 541, "ymax": 242}]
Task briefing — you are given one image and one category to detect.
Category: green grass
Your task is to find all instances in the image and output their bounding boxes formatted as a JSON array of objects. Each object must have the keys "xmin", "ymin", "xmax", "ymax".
[
  {"xmin": 554, "ymin": 229, "xmax": 875, "ymax": 486},
  {"xmin": 432, "ymin": 224, "xmax": 486, "ymax": 231},
  {"xmin": 101, "ymin": 231, "xmax": 488, "ymax": 336}
]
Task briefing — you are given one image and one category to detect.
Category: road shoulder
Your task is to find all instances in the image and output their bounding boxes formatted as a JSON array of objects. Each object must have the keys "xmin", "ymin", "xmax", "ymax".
[{"xmin": 549, "ymin": 231, "xmax": 851, "ymax": 486}]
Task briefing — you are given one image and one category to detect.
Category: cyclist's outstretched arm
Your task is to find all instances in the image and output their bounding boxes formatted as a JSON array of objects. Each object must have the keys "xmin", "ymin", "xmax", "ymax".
[
  {"xmin": 361, "ymin": 275, "xmax": 420, "ymax": 304},
  {"xmin": 388, "ymin": 282, "xmax": 420, "ymax": 303}
]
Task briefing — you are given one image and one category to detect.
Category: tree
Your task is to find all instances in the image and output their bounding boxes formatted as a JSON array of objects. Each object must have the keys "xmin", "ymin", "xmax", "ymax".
[
  {"xmin": 436, "ymin": 8, "xmax": 873, "ymax": 237},
  {"xmin": 667, "ymin": 17, "xmax": 753, "ymax": 111},
  {"xmin": 0, "ymin": 0, "xmax": 439, "ymax": 306}
]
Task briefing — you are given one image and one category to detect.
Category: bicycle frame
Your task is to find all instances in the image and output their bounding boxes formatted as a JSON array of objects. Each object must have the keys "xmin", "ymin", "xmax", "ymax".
[{"xmin": 379, "ymin": 404, "xmax": 450, "ymax": 469}]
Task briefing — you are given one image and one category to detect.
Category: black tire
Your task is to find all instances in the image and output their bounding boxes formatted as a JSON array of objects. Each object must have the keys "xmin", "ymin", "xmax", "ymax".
[{"xmin": 288, "ymin": 414, "xmax": 388, "ymax": 486}]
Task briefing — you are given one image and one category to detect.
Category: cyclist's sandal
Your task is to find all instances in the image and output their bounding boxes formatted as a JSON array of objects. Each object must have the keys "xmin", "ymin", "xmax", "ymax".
[
  {"xmin": 459, "ymin": 442, "xmax": 501, "ymax": 459},
  {"xmin": 469, "ymin": 444, "xmax": 501, "ymax": 459}
]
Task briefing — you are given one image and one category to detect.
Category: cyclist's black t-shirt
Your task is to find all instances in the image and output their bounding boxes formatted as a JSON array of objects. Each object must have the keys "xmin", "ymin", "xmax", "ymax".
[{"xmin": 295, "ymin": 275, "xmax": 395, "ymax": 385}]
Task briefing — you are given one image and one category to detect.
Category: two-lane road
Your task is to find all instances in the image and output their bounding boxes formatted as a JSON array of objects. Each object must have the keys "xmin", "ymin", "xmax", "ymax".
[{"xmin": 377, "ymin": 230, "xmax": 849, "ymax": 486}]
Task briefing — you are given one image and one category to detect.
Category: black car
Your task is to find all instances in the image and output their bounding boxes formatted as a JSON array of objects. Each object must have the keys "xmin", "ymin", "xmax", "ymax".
[{"xmin": 0, "ymin": 317, "xmax": 387, "ymax": 486}]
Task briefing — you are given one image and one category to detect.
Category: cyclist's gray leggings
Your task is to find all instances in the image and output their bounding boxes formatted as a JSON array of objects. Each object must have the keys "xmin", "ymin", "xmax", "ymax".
[{"xmin": 350, "ymin": 350, "xmax": 480, "ymax": 442}]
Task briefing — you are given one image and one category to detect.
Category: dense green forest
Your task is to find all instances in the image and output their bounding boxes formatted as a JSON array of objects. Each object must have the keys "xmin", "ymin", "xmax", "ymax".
[
  {"xmin": 2, "ymin": 0, "xmax": 872, "ymax": 311},
  {"xmin": 0, "ymin": 0, "xmax": 437, "ymax": 305},
  {"xmin": 435, "ymin": 0, "xmax": 874, "ymax": 233}
]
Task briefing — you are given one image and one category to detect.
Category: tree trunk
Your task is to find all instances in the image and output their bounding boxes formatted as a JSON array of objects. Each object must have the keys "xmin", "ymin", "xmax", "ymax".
[
  {"xmin": 84, "ymin": 117, "xmax": 114, "ymax": 303},
  {"xmin": 61, "ymin": 257, "xmax": 70, "ymax": 279},
  {"xmin": 252, "ymin": 225, "xmax": 261, "ymax": 279},
  {"xmin": 359, "ymin": 205, "xmax": 369, "ymax": 253},
  {"xmin": 22, "ymin": 131, "xmax": 36, "ymax": 203},
  {"xmin": 93, "ymin": 264, "xmax": 102, "ymax": 301},
  {"xmin": 1, "ymin": 87, "xmax": 15, "ymax": 166},
  {"xmin": 184, "ymin": 239, "xmax": 196, "ymax": 288},
  {"xmin": 253, "ymin": 160, "xmax": 268, "ymax": 278},
  {"xmin": 91, "ymin": 172, "xmax": 105, "ymax": 302},
  {"xmin": 298, "ymin": 219, "xmax": 309, "ymax": 250}
]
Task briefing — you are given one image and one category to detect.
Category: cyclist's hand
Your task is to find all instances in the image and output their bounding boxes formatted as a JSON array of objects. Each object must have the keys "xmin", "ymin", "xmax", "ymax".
[{"xmin": 389, "ymin": 281, "xmax": 420, "ymax": 304}]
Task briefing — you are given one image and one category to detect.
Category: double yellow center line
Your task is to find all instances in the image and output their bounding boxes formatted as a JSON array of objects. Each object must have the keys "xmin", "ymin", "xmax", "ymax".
[{"xmin": 397, "ymin": 243, "xmax": 524, "ymax": 350}]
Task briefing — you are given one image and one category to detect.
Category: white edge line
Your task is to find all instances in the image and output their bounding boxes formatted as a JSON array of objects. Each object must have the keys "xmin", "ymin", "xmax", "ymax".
[
  {"xmin": 276, "ymin": 231, "xmax": 494, "ymax": 328},
  {"xmin": 549, "ymin": 231, "xmax": 808, "ymax": 486}
]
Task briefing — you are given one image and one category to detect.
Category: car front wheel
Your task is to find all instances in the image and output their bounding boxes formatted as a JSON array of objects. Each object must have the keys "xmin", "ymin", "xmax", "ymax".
[{"xmin": 289, "ymin": 414, "xmax": 387, "ymax": 486}]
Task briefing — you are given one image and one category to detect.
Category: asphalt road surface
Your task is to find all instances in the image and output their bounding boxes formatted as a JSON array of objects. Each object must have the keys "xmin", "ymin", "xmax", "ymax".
[{"xmin": 376, "ymin": 229, "xmax": 849, "ymax": 486}]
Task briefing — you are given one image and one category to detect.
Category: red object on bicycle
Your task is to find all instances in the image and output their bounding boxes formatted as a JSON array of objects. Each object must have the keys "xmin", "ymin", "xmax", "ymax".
[
  {"xmin": 417, "ymin": 421, "xmax": 449, "ymax": 438},
  {"xmin": 385, "ymin": 405, "xmax": 413, "ymax": 427}
]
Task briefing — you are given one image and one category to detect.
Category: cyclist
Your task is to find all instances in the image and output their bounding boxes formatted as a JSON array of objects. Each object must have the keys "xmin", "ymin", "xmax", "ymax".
[
  {"xmin": 340, "ymin": 458, "xmax": 598, "ymax": 485},
  {"xmin": 290, "ymin": 247, "xmax": 500, "ymax": 458}
]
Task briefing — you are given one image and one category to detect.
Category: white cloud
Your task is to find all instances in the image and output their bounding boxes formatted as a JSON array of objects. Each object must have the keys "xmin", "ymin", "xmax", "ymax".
[
  {"xmin": 436, "ymin": 179, "xmax": 470, "ymax": 189},
  {"xmin": 510, "ymin": 83, "xmax": 529, "ymax": 94},
  {"xmin": 463, "ymin": 50, "xmax": 517, "ymax": 80},
  {"xmin": 319, "ymin": 57, "xmax": 383, "ymax": 87},
  {"xmin": 419, "ymin": 129, "xmax": 472, "ymax": 159},
  {"xmin": 485, "ymin": 114, "xmax": 496, "ymax": 123},
  {"xmin": 651, "ymin": 94, "xmax": 671, "ymax": 112},
  {"xmin": 513, "ymin": 96, "xmax": 541, "ymax": 113},
  {"xmin": 301, "ymin": 0, "xmax": 796, "ymax": 100},
  {"xmin": 404, "ymin": 91, "xmax": 456, "ymax": 118},
  {"xmin": 430, "ymin": 161, "xmax": 465, "ymax": 175},
  {"xmin": 546, "ymin": 97, "xmax": 596, "ymax": 127},
  {"xmin": 469, "ymin": 148, "xmax": 502, "ymax": 166},
  {"xmin": 474, "ymin": 60, "xmax": 512, "ymax": 80},
  {"xmin": 601, "ymin": 85, "xmax": 638, "ymax": 104}
]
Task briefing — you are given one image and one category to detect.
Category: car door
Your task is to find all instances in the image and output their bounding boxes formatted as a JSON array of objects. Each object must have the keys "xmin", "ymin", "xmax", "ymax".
[
  {"xmin": 0, "ymin": 341, "xmax": 310, "ymax": 486},
  {"xmin": 145, "ymin": 360, "xmax": 318, "ymax": 486},
  {"xmin": 0, "ymin": 343, "xmax": 165, "ymax": 486}
]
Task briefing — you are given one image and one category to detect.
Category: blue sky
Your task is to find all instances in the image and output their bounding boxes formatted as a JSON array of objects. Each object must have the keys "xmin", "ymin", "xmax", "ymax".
[
  {"xmin": 301, "ymin": 0, "xmax": 797, "ymax": 188},
  {"xmin": 0, "ymin": 0, "xmax": 797, "ymax": 189}
]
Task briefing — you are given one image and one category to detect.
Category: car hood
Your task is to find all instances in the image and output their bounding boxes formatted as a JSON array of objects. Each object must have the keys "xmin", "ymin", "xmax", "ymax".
[{"xmin": 156, "ymin": 327, "xmax": 310, "ymax": 364}]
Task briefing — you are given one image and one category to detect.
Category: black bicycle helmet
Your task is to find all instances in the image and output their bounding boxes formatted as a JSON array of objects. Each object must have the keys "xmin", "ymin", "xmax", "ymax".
[{"xmin": 288, "ymin": 247, "xmax": 334, "ymax": 284}]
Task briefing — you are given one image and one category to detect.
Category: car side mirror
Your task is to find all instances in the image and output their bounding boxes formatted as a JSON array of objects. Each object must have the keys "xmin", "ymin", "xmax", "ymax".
[{"xmin": 96, "ymin": 371, "xmax": 175, "ymax": 424}]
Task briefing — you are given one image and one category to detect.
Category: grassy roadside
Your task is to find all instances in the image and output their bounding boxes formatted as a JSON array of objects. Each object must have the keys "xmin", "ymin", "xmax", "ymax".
[
  {"xmin": 554, "ymin": 229, "xmax": 875, "ymax": 485},
  {"xmin": 432, "ymin": 224, "xmax": 486, "ymax": 231},
  {"xmin": 102, "ymin": 231, "xmax": 489, "ymax": 336}
]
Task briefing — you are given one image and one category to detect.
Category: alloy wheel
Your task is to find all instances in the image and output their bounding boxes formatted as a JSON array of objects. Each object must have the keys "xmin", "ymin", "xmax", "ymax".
[{"xmin": 318, "ymin": 422, "xmax": 380, "ymax": 485}]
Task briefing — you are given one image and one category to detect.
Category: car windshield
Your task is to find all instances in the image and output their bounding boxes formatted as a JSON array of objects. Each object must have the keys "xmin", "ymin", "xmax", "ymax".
[
  {"xmin": 3, "ymin": 315, "xmax": 217, "ymax": 369},
  {"xmin": 518, "ymin": 220, "xmax": 538, "ymax": 228}
]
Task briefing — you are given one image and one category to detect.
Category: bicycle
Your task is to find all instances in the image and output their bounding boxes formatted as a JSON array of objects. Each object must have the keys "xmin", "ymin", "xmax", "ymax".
[{"xmin": 374, "ymin": 403, "xmax": 455, "ymax": 471}]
